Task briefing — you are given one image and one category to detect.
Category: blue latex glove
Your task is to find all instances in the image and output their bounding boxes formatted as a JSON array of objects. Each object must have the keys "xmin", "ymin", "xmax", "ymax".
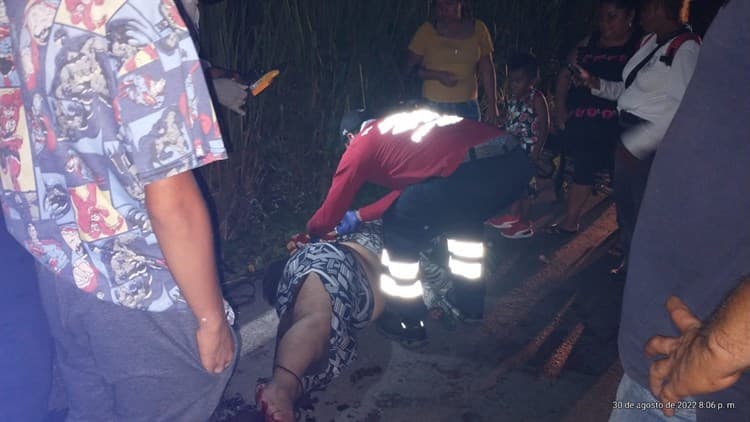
[{"xmin": 335, "ymin": 210, "xmax": 361, "ymax": 235}]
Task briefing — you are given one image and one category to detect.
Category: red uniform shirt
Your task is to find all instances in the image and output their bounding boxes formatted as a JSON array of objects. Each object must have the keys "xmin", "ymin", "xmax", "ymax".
[{"xmin": 307, "ymin": 110, "xmax": 505, "ymax": 236}]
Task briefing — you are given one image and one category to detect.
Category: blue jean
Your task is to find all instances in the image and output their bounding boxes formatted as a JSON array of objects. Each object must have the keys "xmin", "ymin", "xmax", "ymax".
[
  {"xmin": 609, "ymin": 374, "xmax": 696, "ymax": 422},
  {"xmin": 424, "ymin": 99, "xmax": 481, "ymax": 121}
]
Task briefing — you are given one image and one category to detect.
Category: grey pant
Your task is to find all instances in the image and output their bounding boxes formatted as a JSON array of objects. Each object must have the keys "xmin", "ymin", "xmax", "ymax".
[{"xmin": 37, "ymin": 267, "xmax": 237, "ymax": 422}]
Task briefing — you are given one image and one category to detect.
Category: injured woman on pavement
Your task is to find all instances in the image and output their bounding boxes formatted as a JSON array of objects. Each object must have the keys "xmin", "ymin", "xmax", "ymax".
[{"xmin": 257, "ymin": 221, "xmax": 386, "ymax": 422}]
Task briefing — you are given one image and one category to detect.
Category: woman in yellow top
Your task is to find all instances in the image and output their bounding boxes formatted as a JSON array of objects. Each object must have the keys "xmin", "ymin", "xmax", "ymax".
[{"xmin": 406, "ymin": 0, "xmax": 499, "ymax": 124}]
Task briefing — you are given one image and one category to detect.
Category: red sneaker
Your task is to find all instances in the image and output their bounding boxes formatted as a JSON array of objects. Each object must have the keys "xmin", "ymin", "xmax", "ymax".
[
  {"xmin": 485, "ymin": 214, "xmax": 519, "ymax": 229},
  {"xmin": 500, "ymin": 221, "xmax": 534, "ymax": 239}
]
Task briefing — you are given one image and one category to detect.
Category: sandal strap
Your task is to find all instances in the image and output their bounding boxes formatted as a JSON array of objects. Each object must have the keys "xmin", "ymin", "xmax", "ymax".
[
  {"xmin": 255, "ymin": 382, "xmax": 302, "ymax": 422},
  {"xmin": 274, "ymin": 363, "xmax": 305, "ymax": 397},
  {"xmin": 545, "ymin": 223, "xmax": 579, "ymax": 234}
]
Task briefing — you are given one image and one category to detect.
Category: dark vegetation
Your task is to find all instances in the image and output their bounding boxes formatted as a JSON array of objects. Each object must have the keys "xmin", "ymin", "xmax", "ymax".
[{"xmin": 196, "ymin": 0, "xmax": 601, "ymax": 277}]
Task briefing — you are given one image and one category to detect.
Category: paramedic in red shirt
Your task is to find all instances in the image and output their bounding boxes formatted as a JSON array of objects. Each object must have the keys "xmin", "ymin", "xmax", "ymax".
[{"xmin": 307, "ymin": 108, "xmax": 532, "ymax": 345}]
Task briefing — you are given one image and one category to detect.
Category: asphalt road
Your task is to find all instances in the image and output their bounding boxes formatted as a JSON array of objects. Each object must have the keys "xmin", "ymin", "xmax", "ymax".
[{"xmin": 214, "ymin": 185, "xmax": 629, "ymax": 422}]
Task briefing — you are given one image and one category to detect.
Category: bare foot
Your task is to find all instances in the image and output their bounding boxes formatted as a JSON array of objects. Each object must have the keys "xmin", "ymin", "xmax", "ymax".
[{"xmin": 255, "ymin": 381, "xmax": 296, "ymax": 422}]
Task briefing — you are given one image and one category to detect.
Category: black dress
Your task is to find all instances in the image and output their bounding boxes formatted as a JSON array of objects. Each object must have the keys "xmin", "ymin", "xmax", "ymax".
[{"xmin": 565, "ymin": 31, "xmax": 639, "ymax": 185}]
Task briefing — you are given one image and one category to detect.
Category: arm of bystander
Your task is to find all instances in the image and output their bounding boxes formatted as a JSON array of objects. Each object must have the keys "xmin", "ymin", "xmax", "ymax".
[{"xmin": 645, "ymin": 278, "xmax": 750, "ymax": 417}]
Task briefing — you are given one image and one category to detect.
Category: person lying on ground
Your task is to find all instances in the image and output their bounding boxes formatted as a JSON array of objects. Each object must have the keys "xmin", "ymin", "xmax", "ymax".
[{"xmin": 256, "ymin": 221, "xmax": 386, "ymax": 422}]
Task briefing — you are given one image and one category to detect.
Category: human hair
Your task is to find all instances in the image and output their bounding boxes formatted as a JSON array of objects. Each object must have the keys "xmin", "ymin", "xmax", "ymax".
[
  {"xmin": 507, "ymin": 52, "xmax": 539, "ymax": 80},
  {"xmin": 338, "ymin": 108, "xmax": 370, "ymax": 144},
  {"xmin": 262, "ymin": 258, "xmax": 288, "ymax": 306},
  {"xmin": 654, "ymin": 0, "xmax": 690, "ymax": 23},
  {"xmin": 429, "ymin": 0, "xmax": 474, "ymax": 23},
  {"xmin": 599, "ymin": 0, "xmax": 636, "ymax": 12}
]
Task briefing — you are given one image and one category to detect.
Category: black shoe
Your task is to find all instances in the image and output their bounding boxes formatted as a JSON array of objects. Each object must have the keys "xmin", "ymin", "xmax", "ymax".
[
  {"xmin": 443, "ymin": 290, "xmax": 484, "ymax": 325},
  {"xmin": 375, "ymin": 310, "xmax": 427, "ymax": 348}
]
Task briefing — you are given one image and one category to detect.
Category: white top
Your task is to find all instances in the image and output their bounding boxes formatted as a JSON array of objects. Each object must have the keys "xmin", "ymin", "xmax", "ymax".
[{"xmin": 592, "ymin": 34, "xmax": 700, "ymax": 159}]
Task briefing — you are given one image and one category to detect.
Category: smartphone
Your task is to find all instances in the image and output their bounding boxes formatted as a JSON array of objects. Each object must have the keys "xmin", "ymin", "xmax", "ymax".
[
  {"xmin": 247, "ymin": 69, "xmax": 280, "ymax": 97},
  {"xmin": 566, "ymin": 62, "xmax": 582, "ymax": 77}
]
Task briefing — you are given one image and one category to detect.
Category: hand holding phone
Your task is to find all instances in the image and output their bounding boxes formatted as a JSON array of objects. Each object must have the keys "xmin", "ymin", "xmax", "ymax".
[
  {"xmin": 247, "ymin": 69, "xmax": 281, "ymax": 97},
  {"xmin": 566, "ymin": 62, "xmax": 599, "ymax": 90},
  {"xmin": 566, "ymin": 62, "xmax": 582, "ymax": 77}
]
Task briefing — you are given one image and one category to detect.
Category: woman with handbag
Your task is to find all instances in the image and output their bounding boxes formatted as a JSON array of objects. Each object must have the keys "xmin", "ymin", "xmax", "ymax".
[{"xmin": 575, "ymin": 0, "xmax": 701, "ymax": 274}]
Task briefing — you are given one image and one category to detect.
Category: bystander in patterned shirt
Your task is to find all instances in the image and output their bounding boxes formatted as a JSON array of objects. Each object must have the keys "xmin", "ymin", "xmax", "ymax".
[
  {"xmin": 504, "ymin": 88, "xmax": 545, "ymax": 152},
  {"xmin": 0, "ymin": 0, "xmax": 227, "ymax": 311}
]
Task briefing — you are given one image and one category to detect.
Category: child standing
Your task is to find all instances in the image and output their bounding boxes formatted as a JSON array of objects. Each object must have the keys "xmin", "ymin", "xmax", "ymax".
[{"xmin": 486, "ymin": 53, "xmax": 549, "ymax": 238}]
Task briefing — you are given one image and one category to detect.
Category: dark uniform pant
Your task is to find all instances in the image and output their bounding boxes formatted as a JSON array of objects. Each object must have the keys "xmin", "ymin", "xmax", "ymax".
[{"xmin": 382, "ymin": 147, "xmax": 533, "ymax": 320}]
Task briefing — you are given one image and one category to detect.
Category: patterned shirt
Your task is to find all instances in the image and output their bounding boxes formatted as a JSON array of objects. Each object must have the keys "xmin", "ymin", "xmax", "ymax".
[
  {"xmin": 0, "ymin": 0, "xmax": 227, "ymax": 312},
  {"xmin": 337, "ymin": 220, "xmax": 383, "ymax": 258},
  {"xmin": 504, "ymin": 88, "xmax": 545, "ymax": 151}
]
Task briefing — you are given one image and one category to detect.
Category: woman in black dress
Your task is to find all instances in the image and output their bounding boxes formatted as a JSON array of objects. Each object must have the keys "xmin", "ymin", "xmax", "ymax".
[{"xmin": 550, "ymin": 0, "xmax": 639, "ymax": 235}]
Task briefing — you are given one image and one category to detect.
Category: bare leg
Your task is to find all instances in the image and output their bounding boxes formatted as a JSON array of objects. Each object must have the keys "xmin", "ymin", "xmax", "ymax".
[
  {"xmin": 560, "ymin": 183, "xmax": 590, "ymax": 230},
  {"xmin": 258, "ymin": 273, "xmax": 332, "ymax": 422}
]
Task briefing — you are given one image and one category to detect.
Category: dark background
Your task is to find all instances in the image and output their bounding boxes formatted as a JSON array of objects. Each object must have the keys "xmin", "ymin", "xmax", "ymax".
[{"xmin": 195, "ymin": 0, "xmax": 720, "ymax": 276}]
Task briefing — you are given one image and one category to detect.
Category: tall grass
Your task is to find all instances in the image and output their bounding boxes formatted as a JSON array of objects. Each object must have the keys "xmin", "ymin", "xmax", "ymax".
[{"xmin": 197, "ymin": 0, "xmax": 597, "ymax": 270}]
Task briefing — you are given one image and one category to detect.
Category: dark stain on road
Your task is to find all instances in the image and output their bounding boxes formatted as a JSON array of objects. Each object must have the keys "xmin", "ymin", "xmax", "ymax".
[{"xmin": 349, "ymin": 366, "xmax": 384, "ymax": 384}]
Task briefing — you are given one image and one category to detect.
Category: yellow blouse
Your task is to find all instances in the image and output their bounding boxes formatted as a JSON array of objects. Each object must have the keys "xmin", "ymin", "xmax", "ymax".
[{"xmin": 408, "ymin": 20, "xmax": 494, "ymax": 103}]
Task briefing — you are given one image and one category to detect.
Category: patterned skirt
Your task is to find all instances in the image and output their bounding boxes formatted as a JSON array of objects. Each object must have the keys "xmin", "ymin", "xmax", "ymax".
[{"xmin": 276, "ymin": 242, "xmax": 375, "ymax": 391}]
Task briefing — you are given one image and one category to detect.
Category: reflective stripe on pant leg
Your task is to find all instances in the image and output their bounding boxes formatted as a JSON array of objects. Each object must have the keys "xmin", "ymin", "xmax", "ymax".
[
  {"xmin": 446, "ymin": 238, "xmax": 484, "ymax": 280},
  {"xmin": 379, "ymin": 249, "xmax": 423, "ymax": 299}
]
